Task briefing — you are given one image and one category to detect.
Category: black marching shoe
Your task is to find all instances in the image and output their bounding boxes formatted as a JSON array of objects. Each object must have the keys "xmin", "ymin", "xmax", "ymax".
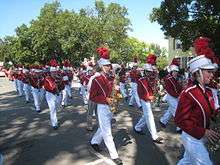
[
  {"xmin": 176, "ymin": 129, "xmax": 182, "ymax": 134},
  {"xmin": 90, "ymin": 143, "xmax": 101, "ymax": 152},
  {"xmin": 36, "ymin": 110, "xmax": 41, "ymax": 113},
  {"xmin": 53, "ymin": 126, "xmax": 59, "ymax": 130},
  {"xmin": 112, "ymin": 158, "xmax": 123, "ymax": 165},
  {"xmin": 159, "ymin": 121, "xmax": 166, "ymax": 128},
  {"xmin": 153, "ymin": 137, "xmax": 164, "ymax": 144},
  {"xmin": 86, "ymin": 126, "xmax": 93, "ymax": 131}
]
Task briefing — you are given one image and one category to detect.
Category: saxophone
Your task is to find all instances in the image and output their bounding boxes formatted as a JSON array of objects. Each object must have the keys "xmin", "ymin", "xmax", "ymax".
[
  {"xmin": 207, "ymin": 114, "xmax": 220, "ymax": 154},
  {"xmin": 110, "ymin": 72, "xmax": 123, "ymax": 113}
]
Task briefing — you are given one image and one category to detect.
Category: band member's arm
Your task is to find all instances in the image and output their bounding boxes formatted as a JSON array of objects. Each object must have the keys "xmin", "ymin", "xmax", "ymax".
[{"xmin": 175, "ymin": 92, "xmax": 205, "ymax": 139}]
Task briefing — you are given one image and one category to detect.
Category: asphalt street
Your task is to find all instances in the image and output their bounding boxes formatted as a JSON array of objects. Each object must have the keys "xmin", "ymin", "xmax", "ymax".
[{"xmin": 0, "ymin": 77, "xmax": 219, "ymax": 165}]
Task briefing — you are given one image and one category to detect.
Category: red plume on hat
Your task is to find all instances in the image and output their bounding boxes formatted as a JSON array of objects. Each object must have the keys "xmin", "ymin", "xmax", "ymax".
[
  {"xmin": 63, "ymin": 59, "xmax": 71, "ymax": 67},
  {"xmin": 146, "ymin": 54, "xmax": 157, "ymax": 65},
  {"xmin": 171, "ymin": 58, "xmax": 180, "ymax": 66},
  {"xmin": 96, "ymin": 47, "xmax": 110, "ymax": 59},
  {"xmin": 193, "ymin": 36, "xmax": 216, "ymax": 62},
  {"xmin": 49, "ymin": 59, "xmax": 59, "ymax": 67}
]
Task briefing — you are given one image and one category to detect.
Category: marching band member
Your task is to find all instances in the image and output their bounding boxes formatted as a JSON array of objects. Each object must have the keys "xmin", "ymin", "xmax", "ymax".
[
  {"xmin": 16, "ymin": 64, "xmax": 24, "ymax": 96},
  {"xmin": 86, "ymin": 64, "xmax": 100, "ymax": 131},
  {"xmin": 194, "ymin": 37, "xmax": 220, "ymax": 111},
  {"xmin": 44, "ymin": 59, "xmax": 65, "ymax": 130},
  {"xmin": 89, "ymin": 47, "xmax": 123, "ymax": 165},
  {"xmin": 119, "ymin": 64, "xmax": 128, "ymax": 102},
  {"xmin": 78, "ymin": 64, "xmax": 88, "ymax": 105},
  {"xmin": 208, "ymin": 77, "xmax": 220, "ymax": 111},
  {"xmin": 145, "ymin": 54, "xmax": 160, "ymax": 99},
  {"xmin": 128, "ymin": 57, "xmax": 142, "ymax": 109},
  {"xmin": 159, "ymin": 58, "xmax": 182, "ymax": 132},
  {"xmin": 22, "ymin": 66, "xmax": 31, "ymax": 103},
  {"xmin": 12, "ymin": 64, "xmax": 19, "ymax": 93},
  {"xmin": 175, "ymin": 55, "xmax": 220, "ymax": 165},
  {"xmin": 61, "ymin": 60, "xmax": 73, "ymax": 107},
  {"xmin": 66, "ymin": 63, "xmax": 73, "ymax": 99},
  {"xmin": 206, "ymin": 58, "xmax": 220, "ymax": 111},
  {"xmin": 134, "ymin": 57, "xmax": 163, "ymax": 144},
  {"xmin": 5, "ymin": 62, "xmax": 14, "ymax": 82},
  {"xmin": 82, "ymin": 63, "xmax": 94, "ymax": 105},
  {"xmin": 29, "ymin": 65, "xmax": 45, "ymax": 113}
]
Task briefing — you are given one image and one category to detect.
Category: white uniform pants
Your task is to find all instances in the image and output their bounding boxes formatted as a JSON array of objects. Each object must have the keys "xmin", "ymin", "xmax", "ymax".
[
  {"xmin": 61, "ymin": 84, "xmax": 71, "ymax": 106},
  {"xmin": 91, "ymin": 104, "xmax": 119, "ymax": 159},
  {"xmin": 119, "ymin": 82, "xmax": 128, "ymax": 98},
  {"xmin": 160, "ymin": 94, "xmax": 178, "ymax": 125},
  {"xmin": 162, "ymin": 93, "xmax": 167, "ymax": 102},
  {"xmin": 135, "ymin": 99, "xmax": 158, "ymax": 140},
  {"xmin": 14, "ymin": 79, "xmax": 19, "ymax": 92},
  {"xmin": 177, "ymin": 131, "xmax": 212, "ymax": 165},
  {"xmin": 31, "ymin": 87, "xmax": 44, "ymax": 111},
  {"xmin": 129, "ymin": 82, "xmax": 141, "ymax": 107},
  {"xmin": 17, "ymin": 80, "xmax": 24, "ymax": 96},
  {"xmin": 46, "ymin": 91, "xmax": 62, "ymax": 127},
  {"xmin": 66, "ymin": 82, "xmax": 72, "ymax": 97},
  {"xmin": 23, "ymin": 83, "xmax": 31, "ymax": 102},
  {"xmin": 87, "ymin": 100, "xmax": 97, "ymax": 129},
  {"xmin": 81, "ymin": 85, "xmax": 88, "ymax": 104}
]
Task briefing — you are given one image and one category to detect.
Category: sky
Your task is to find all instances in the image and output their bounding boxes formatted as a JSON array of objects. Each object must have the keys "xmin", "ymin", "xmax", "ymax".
[{"xmin": 0, "ymin": 0, "xmax": 168, "ymax": 48}]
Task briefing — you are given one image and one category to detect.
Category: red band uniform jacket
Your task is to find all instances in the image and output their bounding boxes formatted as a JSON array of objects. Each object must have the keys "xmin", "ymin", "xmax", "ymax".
[
  {"xmin": 129, "ymin": 69, "xmax": 141, "ymax": 83},
  {"xmin": 137, "ymin": 77, "xmax": 154, "ymax": 102},
  {"xmin": 119, "ymin": 68, "xmax": 127, "ymax": 83},
  {"xmin": 84, "ymin": 74, "xmax": 93, "ymax": 86},
  {"xmin": 164, "ymin": 74, "xmax": 182, "ymax": 98},
  {"xmin": 89, "ymin": 73, "xmax": 114, "ymax": 105},
  {"xmin": 29, "ymin": 72, "xmax": 44, "ymax": 89},
  {"xmin": 175, "ymin": 84, "xmax": 218, "ymax": 139}
]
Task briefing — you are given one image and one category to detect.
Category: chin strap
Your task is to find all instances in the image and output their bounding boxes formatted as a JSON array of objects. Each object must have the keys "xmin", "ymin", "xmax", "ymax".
[{"xmin": 199, "ymin": 69, "xmax": 204, "ymax": 84}]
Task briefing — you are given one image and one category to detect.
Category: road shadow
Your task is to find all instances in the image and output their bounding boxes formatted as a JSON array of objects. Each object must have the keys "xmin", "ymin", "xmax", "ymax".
[
  {"xmin": 127, "ymin": 107, "xmax": 170, "ymax": 165},
  {"xmin": 0, "ymin": 87, "xmax": 99, "ymax": 165}
]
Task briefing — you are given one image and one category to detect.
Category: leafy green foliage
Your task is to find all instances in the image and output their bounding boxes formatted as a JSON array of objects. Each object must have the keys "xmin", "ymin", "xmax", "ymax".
[
  {"xmin": 0, "ymin": 0, "xmax": 167, "ymax": 67},
  {"xmin": 150, "ymin": 0, "xmax": 220, "ymax": 56}
]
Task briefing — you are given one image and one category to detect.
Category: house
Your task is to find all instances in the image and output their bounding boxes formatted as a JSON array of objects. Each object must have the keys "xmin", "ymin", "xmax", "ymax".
[{"xmin": 168, "ymin": 37, "xmax": 193, "ymax": 69}]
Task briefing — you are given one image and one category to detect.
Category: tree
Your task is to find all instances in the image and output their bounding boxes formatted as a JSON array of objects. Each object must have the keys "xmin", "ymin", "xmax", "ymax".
[
  {"xmin": 0, "ymin": 0, "xmax": 168, "ymax": 66},
  {"xmin": 150, "ymin": 0, "xmax": 220, "ymax": 56},
  {"xmin": 0, "ymin": 1, "xmax": 131, "ymax": 65},
  {"xmin": 156, "ymin": 55, "xmax": 168, "ymax": 70},
  {"xmin": 29, "ymin": 1, "xmax": 62, "ymax": 64},
  {"xmin": 0, "ymin": 39, "xmax": 5, "ymax": 61},
  {"xmin": 0, "ymin": 36, "xmax": 19, "ymax": 63}
]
